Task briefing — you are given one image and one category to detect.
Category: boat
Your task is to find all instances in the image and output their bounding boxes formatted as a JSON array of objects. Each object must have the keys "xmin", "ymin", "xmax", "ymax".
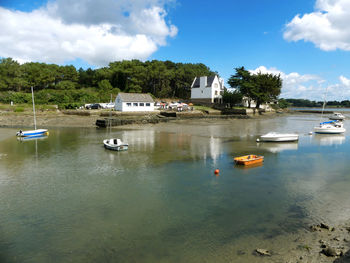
[
  {"xmin": 313, "ymin": 88, "xmax": 346, "ymax": 134},
  {"xmin": 256, "ymin": 132, "xmax": 299, "ymax": 142},
  {"xmin": 16, "ymin": 129, "xmax": 48, "ymax": 137},
  {"xmin": 329, "ymin": 112, "xmax": 345, "ymax": 120},
  {"xmin": 234, "ymin": 154, "xmax": 264, "ymax": 165},
  {"xmin": 103, "ymin": 138, "xmax": 129, "ymax": 151},
  {"xmin": 314, "ymin": 120, "xmax": 346, "ymax": 134},
  {"xmin": 16, "ymin": 86, "xmax": 48, "ymax": 137}
]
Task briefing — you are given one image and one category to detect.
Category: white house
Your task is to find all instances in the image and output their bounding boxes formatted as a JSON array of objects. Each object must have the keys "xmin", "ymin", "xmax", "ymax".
[
  {"xmin": 115, "ymin": 93, "xmax": 155, "ymax": 112},
  {"xmin": 190, "ymin": 75, "xmax": 224, "ymax": 104},
  {"xmin": 242, "ymin": 97, "xmax": 277, "ymax": 110}
]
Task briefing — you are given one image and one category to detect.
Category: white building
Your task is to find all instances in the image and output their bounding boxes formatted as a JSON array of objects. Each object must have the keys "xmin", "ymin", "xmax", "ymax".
[
  {"xmin": 190, "ymin": 75, "xmax": 224, "ymax": 104},
  {"xmin": 115, "ymin": 93, "xmax": 155, "ymax": 112},
  {"xmin": 242, "ymin": 97, "xmax": 277, "ymax": 110}
]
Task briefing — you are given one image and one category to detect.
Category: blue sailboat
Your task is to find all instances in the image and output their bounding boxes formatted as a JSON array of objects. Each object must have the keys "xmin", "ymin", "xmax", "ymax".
[{"xmin": 16, "ymin": 87, "xmax": 49, "ymax": 137}]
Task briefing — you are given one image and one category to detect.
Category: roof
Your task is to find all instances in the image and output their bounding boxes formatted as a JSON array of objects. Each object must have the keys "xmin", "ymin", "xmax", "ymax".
[
  {"xmin": 192, "ymin": 76, "xmax": 216, "ymax": 88},
  {"xmin": 118, "ymin": 93, "xmax": 154, "ymax": 102}
]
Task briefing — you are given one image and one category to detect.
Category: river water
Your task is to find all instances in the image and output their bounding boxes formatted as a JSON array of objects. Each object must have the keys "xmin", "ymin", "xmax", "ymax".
[{"xmin": 1, "ymin": 113, "xmax": 350, "ymax": 262}]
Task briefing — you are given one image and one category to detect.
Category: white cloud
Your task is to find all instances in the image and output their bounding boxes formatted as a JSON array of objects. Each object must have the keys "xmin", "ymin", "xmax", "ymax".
[
  {"xmin": 0, "ymin": 0, "xmax": 177, "ymax": 66},
  {"xmin": 284, "ymin": 0, "xmax": 350, "ymax": 51}
]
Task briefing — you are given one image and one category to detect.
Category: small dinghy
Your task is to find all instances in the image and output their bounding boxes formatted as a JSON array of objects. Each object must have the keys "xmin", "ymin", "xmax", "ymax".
[
  {"xmin": 234, "ymin": 154, "xmax": 264, "ymax": 166},
  {"xmin": 103, "ymin": 138, "xmax": 128, "ymax": 151},
  {"xmin": 16, "ymin": 129, "xmax": 48, "ymax": 137}
]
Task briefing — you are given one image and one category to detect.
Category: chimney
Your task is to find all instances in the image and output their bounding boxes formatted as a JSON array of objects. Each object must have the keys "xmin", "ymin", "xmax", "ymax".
[{"xmin": 200, "ymin": 76, "xmax": 207, "ymax": 88}]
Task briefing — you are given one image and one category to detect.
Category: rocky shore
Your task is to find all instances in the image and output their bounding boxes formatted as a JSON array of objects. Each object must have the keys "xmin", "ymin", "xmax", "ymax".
[{"xmin": 0, "ymin": 109, "xmax": 268, "ymax": 128}]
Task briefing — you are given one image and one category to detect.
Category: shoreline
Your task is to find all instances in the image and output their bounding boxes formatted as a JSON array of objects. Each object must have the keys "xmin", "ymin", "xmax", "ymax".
[{"xmin": 0, "ymin": 109, "xmax": 277, "ymax": 129}]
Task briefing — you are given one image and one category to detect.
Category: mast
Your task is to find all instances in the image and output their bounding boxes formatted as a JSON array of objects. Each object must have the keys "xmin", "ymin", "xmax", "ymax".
[
  {"xmin": 31, "ymin": 86, "xmax": 37, "ymax": 130},
  {"xmin": 319, "ymin": 85, "xmax": 328, "ymax": 124}
]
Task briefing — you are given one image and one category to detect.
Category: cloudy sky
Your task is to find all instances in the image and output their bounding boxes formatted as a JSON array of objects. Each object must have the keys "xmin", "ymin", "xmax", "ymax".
[{"xmin": 1, "ymin": 0, "xmax": 350, "ymax": 100}]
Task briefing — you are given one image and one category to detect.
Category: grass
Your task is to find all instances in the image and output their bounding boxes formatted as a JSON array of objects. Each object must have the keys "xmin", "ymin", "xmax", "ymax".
[
  {"xmin": 0, "ymin": 103, "xmax": 57, "ymax": 112},
  {"xmin": 193, "ymin": 105, "xmax": 214, "ymax": 111}
]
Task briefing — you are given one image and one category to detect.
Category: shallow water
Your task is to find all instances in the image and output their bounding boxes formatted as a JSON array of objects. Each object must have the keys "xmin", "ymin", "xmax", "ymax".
[{"xmin": 1, "ymin": 114, "xmax": 350, "ymax": 262}]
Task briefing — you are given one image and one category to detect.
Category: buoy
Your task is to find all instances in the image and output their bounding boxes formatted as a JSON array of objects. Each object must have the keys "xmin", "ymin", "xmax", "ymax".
[{"xmin": 214, "ymin": 169, "xmax": 220, "ymax": 175}]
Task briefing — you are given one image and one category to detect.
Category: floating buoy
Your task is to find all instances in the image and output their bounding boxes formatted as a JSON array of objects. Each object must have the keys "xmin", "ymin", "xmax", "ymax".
[{"xmin": 214, "ymin": 169, "xmax": 220, "ymax": 175}]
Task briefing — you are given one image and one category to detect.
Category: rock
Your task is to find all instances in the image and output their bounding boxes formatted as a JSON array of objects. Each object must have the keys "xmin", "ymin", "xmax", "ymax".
[
  {"xmin": 320, "ymin": 223, "xmax": 330, "ymax": 230},
  {"xmin": 344, "ymin": 238, "xmax": 349, "ymax": 242},
  {"xmin": 255, "ymin": 248, "xmax": 271, "ymax": 256},
  {"xmin": 319, "ymin": 239, "xmax": 325, "ymax": 244},
  {"xmin": 333, "ymin": 237, "xmax": 340, "ymax": 241},
  {"xmin": 345, "ymin": 227, "xmax": 350, "ymax": 232},
  {"xmin": 321, "ymin": 244, "xmax": 327, "ymax": 248},
  {"xmin": 321, "ymin": 247, "xmax": 341, "ymax": 257},
  {"xmin": 310, "ymin": 225, "xmax": 318, "ymax": 232}
]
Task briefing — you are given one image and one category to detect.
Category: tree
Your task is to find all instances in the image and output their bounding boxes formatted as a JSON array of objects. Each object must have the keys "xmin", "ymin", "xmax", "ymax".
[
  {"xmin": 228, "ymin": 67, "xmax": 282, "ymax": 108},
  {"xmin": 222, "ymin": 90, "xmax": 243, "ymax": 108}
]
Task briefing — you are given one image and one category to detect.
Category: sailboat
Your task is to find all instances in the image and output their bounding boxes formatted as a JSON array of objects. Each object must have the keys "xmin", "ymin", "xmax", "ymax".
[
  {"xmin": 313, "ymin": 86, "xmax": 345, "ymax": 134},
  {"xmin": 16, "ymin": 87, "xmax": 49, "ymax": 137}
]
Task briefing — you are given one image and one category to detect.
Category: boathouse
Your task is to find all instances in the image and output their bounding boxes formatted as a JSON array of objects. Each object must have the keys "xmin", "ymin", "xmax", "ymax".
[
  {"xmin": 190, "ymin": 75, "xmax": 224, "ymax": 104},
  {"xmin": 115, "ymin": 93, "xmax": 155, "ymax": 112}
]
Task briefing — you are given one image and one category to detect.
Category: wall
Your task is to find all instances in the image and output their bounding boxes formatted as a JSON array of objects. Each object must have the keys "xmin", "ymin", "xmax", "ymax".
[{"xmin": 116, "ymin": 101, "xmax": 155, "ymax": 112}]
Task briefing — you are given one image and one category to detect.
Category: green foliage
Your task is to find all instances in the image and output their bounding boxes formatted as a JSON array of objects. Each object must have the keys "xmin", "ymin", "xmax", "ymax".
[
  {"xmin": 277, "ymin": 98, "xmax": 290, "ymax": 109},
  {"xmin": 228, "ymin": 67, "xmax": 282, "ymax": 108},
  {"xmin": 222, "ymin": 90, "xmax": 243, "ymax": 107},
  {"xmin": 0, "ymin": 58, "xmax": 216, "ymax": 105},
  {"xmin": 285, "ymin": 99, "xmax": 322, "ymax": 107},
  {"xmin": 14, "ymin": 106, "xmax": 24, "ymax": 112}
]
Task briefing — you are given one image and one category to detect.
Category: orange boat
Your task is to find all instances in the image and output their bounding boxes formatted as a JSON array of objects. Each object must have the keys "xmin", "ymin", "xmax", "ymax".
[{"xmin": 234, "ymin": 154, "xmax": 264, "ymax": 165}]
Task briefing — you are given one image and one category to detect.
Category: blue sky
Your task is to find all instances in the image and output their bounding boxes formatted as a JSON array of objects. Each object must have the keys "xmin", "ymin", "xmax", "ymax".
[{"xmin": 1, "ymin": 0, "xmax": 350, "ymax": 100}]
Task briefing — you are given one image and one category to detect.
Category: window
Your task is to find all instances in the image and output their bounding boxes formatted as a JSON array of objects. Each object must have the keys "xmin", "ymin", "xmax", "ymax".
[
  {"xmin": 126, "ymin": 103, "xmax": 131, "ymax": 106},
  {"xmin": 146, "ymin": 103, "xmax": 150, "ymax": 106},
  {"xmin": 215, "ymin": 90, "xmax": 218, "ymax": 95},
  {"xmin": 140, "ymin": 103, "xmax": 144, "ymax": 106},
  {"xmin": 133, "ymin": 103, "xmax": 138, "ymax": 106}
]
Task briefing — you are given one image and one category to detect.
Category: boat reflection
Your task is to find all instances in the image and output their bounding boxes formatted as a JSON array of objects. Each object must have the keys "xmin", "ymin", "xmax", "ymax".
[
  {"xmin": 17, "ymin": 134, "xmax": 48, "ymax": 142},
  {"xmin": 256, "ymin": 142, "xmax": 298, "ymax": 153},
  {"xmin": 234, "ymin": 162, "xmax": 263, "ymax": 169},
  {"xmin": 313, "ymin": 134, "xmax": 346, "ymax": 146}
]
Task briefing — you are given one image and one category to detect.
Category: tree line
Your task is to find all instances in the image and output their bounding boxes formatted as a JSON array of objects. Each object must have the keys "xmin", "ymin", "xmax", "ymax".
[
  {"xmin": 285, "ymin": 99, "xmax": 350, "ymax": 108},
  {"xmin": 0, "ymin": 58, "xmax": 215, "ymax": 107}
]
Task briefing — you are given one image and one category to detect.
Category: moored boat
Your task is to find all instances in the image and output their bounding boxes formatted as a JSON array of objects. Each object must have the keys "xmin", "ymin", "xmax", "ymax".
[
  {"xmin": 329, "ymin": 112, "xmax": 345, "ymax": 121},
  {"xmin": 234, "ymin": 154, "xmax": 264, "ymax": 165},
  {"xmin": 256, "ymin": 132, "xmax": 299, "ymax": 142},
  {"xmin": 16, "ymin": 87, "xmax": 49, "ymax": 137},
  {"xmin": 103, "ymin": 138, "xmax": 129, "ymax": 151},
  {"xmin": 313, "ymin": 120, "xmax": 346, "ymax": 134},
  {"xmin": 16, "ymin": 129, "xmax": 48, "ymax": 137}
]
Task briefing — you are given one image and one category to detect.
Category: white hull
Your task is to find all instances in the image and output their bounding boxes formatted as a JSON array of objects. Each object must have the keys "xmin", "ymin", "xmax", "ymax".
[
  {"xmin": 103, "ymin": 139, "xmax": 128, "ymax": 151},
  {"xmin": 257, "ymin": 133, "xmax": 299, "ymax": 142},
  {"xmin": 313, "ymin": 127, "xmax": 346, "ymax": 134},
  {"xmin": 16, "ymin": 129, "xmax": 48, "ymax": 137}
]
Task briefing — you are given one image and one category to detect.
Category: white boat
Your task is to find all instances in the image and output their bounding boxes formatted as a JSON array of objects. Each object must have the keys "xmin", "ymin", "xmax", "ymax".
[
  {"xmin": 256, "ymin": 132, "xmax": 299, "ymax": 142},
  {"xmin": 329, "ymin": 112, "xmax": 345, "ymax": 120},
  {"xmin": 16, "ymin": 129, "xmax": 48, "ymax": 137},
  {"xmin": 103, "ymin": 138, "xmax": 128, "ymax": 151},
  {"xmin": 314, "ymin": 120, "xmax": 346, "ymax": 134},
  {"xmin": 16, "ymin": 87, "xmax": 49, "ymax": 137}
]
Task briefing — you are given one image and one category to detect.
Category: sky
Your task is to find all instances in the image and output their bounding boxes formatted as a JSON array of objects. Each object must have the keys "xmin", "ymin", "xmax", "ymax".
[{"xmin": 1, "ymin": 0, "xmax": 350, "ymax": 101}]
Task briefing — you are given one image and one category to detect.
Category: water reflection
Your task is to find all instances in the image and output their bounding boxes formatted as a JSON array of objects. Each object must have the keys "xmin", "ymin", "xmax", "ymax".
[
  {"xmin": 256, "ymin": 142, "xmax": 298, "ymax": 153},
  {"xmin": 312, "ymin": 134, "xmax": 346, "ymax": 146}
]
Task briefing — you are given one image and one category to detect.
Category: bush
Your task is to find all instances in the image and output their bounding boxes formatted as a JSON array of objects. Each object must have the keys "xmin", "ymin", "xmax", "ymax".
[{"xmin": 14, "ymin": 106, "xmax": 24, "ymax": 112}]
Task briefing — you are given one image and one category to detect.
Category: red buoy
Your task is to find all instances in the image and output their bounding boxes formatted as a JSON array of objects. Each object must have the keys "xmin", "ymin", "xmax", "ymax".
[{"xmin": 214, "ymin": 169, "xmax": 220, "ymax": 175}]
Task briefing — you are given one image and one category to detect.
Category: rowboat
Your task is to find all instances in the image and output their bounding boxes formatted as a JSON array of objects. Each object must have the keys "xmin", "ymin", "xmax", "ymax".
[
  {"xmin": 234, "ymin": 155, "xmax": 264, "ymax": 165},
  {"xmin": 103, "ymin": 138, "xmax": 129, "ymax": 151}
]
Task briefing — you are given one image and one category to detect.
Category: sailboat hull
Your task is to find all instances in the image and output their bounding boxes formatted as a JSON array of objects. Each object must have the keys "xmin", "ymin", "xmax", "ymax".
[{"xmin": 16, "ymin": 129, "xmax": 48, "ymax": 137}]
